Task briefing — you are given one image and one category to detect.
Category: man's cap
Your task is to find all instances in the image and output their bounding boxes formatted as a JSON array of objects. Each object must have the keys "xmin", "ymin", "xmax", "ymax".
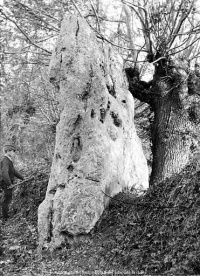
[{"xmin": 3, "ymin": 144, "xmax": 16, "ymax": 152}]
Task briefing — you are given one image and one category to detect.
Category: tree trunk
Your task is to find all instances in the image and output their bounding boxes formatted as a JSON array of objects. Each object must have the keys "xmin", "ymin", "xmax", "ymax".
[
  {"xmin": 126, "ymin": 59, "xmax": 200, "ymax": 185},
  {"xmin": 150, "ymin": 75, "xmax": 191, "ymax": 184}
]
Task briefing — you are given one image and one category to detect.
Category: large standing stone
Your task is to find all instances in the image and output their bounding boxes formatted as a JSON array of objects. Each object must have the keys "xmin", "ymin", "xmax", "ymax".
[{"xmin": 38, "ymin": 15, "xmax": 148, "ymax": 248}]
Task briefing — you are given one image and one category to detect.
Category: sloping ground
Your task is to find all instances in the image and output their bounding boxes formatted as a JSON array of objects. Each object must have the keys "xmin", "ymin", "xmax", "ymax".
[
  {"xmin": 96, "ymin": 161, "xmax": 200, "ymax": 274},
  {"xmin": 0, "ymin": 161, "xmax": 200, "ymax": 275},
  {"xmin": 0, "ymin": 167, "xmax": 49, "ymax": 275}
]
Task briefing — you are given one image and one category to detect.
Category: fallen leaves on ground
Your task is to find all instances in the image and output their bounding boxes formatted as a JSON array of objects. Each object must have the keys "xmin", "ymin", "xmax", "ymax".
[{"xmin": 1, "ymin": 162, "xmax": 200, "ymax": 275}]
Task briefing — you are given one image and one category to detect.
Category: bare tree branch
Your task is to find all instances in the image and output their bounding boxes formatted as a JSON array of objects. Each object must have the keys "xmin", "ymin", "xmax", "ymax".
[
  {"xmin": 0, "ymin": 9, "xmax": 52, "ymax": 55},
  {"xmin": 18, "ymin": 2, "xmax": 61, "ymax": 23},
  {"xmin": 88, "ymin": 0, "xmax": 101, "ymax": 32},
  {"xmin": 122, "ymin": 2, "xmax": 139, "ymax": 68},
  {"xmin": 85, "ymin": 14, "xmax": 126, "ymax": 24},
  {"xmin": 168, "ymin": 0, "xmax": 194, "ymax": 49},
  {"xmin": 170, "ymin": 36, "xmax": 200, "ymax": 57},
  {"xmin": 170, "ymin": 0, "xmax": 185, "ymax": 39},
  {"xmin": 18, "ymin": 2, "xmax": 60, "ymax": 32},
  {"xmin": 123, "ymin": 0, "xmax": 153, "ymax": 57}
]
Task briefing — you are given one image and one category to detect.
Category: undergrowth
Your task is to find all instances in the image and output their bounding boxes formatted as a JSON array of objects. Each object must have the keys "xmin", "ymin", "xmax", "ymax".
[
  {"xmin": 12, "ymin": 164, "xmax": 49, "ymax": 225},
  {"xmin": 0, "ymin": 164, "xmax": 49, "ymax": 275},
  {"xmin": 1, "ymin": 161, "xmax": 200, "ymax": 275},
  {"xmin": 95, "ymin": 161, "xmax": 200, "ymax": 274}
]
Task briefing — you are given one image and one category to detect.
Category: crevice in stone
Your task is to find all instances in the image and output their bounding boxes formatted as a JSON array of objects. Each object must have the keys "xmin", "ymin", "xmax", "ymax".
[
  {"xmin": 74, "ymin": 114, "xmax": 82, "ymax": 128},
  {"xmin": 67, "ymin": 164, "xmax": 74, "ymax": 171},
  {"xmin": 71, "ymin": 136, "xmax": 82, "ymax": 162},
  {"xmin": 60, "ymin": 230, "xmax": 74, "ymax": 240},
  {"xmin": 75, "ymin": 20, "xmax": 80, "ymax": 37},
  {"xmin": 49, "ymin": 77, "xmax": 55, "ymax": 83},
  {"xmin": 100, "ymin": 108, "xmax": 106, "ymax": 123},
  {"xmin": 81, "ymin": 90, "xmax": 90, "ymax": 103},
  {"xmin": 107, "ymin": 100, "xmax": 111, "ymax": 110},
  {"xmin": 85, "ymin": 176, "xmax": 100, "ymax": 182},
  {"xmin": 50, "ymin": 51, "xmax": 63, "ymax": 90},
  {"xmin": 99, "ymin": 100, "xmax": 111, "ymax": 123},
  {"xmin": 58, "ymin": 183, "xmax": 65, "ymax": 189},
  {"xmin": 69, "ymin": 115, "xmax": 82, "ymax": 136},
  {"xmin": 99, "ymin": 60, "xmax": 106, "ymax": 76},
  {"xmin": 47, "ymin": 208, "xmax": 54, "ymax": 243},
  {"xmin": 110, "ymin": 111, "xmax": 122, "ymax": 127},
  {"xmin": 91, "ymin": 109, "xmax": 95, "ymax": 118},
  {"xmin": 80, "ymin": 66, "xmax": 94, "ymax": 110},
  {"xmin": 66, "ymin": 56, "xmax": 74, "ymax": 68},
  {"xmin": 56, "ymin": 152, "xmax": 61, "ymax": 159},
  {"xmin": 106, "ymin": 84, "xmax": 116, "ymax": 98},
  {"xmin": 49, "ymin": 189, "xmax": 56, "ymax": 195},
  {"xmin": 49, "ymin": 77, "xmax": 60, "ymax": 90}
]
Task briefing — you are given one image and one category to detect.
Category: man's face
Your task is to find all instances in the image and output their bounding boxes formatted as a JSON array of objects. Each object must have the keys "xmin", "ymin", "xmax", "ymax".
[{"xmin": 7, "ymin": 150, "xmax": 16, "ymax": 160}]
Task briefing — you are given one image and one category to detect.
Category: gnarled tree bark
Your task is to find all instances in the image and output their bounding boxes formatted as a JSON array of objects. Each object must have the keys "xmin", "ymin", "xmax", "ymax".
[{"xmin": 126, "ymin": 58, "xmax": 200, "ymax": 185}]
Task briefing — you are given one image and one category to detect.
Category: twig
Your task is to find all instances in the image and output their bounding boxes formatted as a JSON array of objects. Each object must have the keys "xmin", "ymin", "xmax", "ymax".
[
  {"xmin": 70, "ymin": 0, "xmax": 85, "ymax": 19},
  {"xmin": 89, "ymin": 0, "xmax": 101, "ymax": 32},
  {"xmin": 0, "ymin": 9, "xmax": 52, "ymax": 55},
  {"xmin": 122, "ymin": 2, "xmax": 139, "ymax": 68},
  {"xmin": 168, "ymin": 0, "xmax": 194, "ymax": 49},
  {"xmin": 8, "ymin": 176, "xmax": 35, "ymax": 189}
]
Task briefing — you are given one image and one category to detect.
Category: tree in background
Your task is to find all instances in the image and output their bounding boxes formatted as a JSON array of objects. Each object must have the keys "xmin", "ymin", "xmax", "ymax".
[
  {"xmin": 122, "ymin": 0, "xmax": 200, "ymax": 185},
  {"xmin": 0, "ymin": 0, "xmax": 61, "ymax": 165}
]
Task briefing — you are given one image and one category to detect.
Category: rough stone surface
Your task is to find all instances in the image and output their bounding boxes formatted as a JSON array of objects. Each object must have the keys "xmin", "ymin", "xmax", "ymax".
[{"xmin": 38, "ymin": 15, "xmax": 149, "ymax": 248}]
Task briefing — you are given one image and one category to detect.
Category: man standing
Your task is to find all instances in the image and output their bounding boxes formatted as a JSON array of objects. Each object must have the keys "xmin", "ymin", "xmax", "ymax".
[{"xmin": 0, "ymin": 144, "xmax": 24, "ymax": 221}]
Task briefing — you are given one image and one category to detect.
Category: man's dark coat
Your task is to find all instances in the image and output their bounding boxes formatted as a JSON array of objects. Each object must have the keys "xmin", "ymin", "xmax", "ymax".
[
  {"xmin": 0, "ymin": 156, "xmax": 23, "ymax": 219},
  {"xmin": 1, "ymin": 156, "xmax": 23, "ymax": 188}
]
